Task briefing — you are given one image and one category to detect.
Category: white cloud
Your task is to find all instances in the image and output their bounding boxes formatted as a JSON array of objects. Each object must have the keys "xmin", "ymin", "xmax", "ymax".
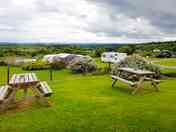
[{"xmin": 0, "ymin": 0, "xmax": 176, "ymax": 43}]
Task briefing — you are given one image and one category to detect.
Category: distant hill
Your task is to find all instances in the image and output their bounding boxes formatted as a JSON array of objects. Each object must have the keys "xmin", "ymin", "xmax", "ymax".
[
  {"xmin": 0, "ymin": 41, "xmax": 176, "ymax": 49},
  {"xmin": 0, "ymin": 43, "xmax": 125, "ymax": 49},
  {"xmin": 50, "ymin": 44, "xmax": 125, "ymax": 48}
]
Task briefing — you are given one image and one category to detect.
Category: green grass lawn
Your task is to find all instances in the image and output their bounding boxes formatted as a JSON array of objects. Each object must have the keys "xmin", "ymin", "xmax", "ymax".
[
  {"xmin": 146, "ymin": 58, "xmax": 176, "ymax": 66},
  {"xmin": 94, "ymin": 57, "xmax": 107, "ymax": 68},
  {"xmin": 145, "ymin": 57, "xmax": 164, "ymax": 61},
  {"xmin": 0, "ymin": 63, "xmax": 176, "ymax": 132},
  {"xmin": 144, "ymin": 57, "xmax": 176, "ymax": 76},
  {"xmin": 154, "ymin": 58, "xmax": 176, "ymax": 66}
]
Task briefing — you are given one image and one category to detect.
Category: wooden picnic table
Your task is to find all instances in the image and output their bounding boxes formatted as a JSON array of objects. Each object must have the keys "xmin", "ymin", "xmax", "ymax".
[
  {"xmin": 9, "ymin": 73, "xmax": 39, "ymax": 97},
  {"xmin": 0, "ymin": 73, "xmax": 53, "ymax": 112},
  {"xmin": 9, "ymin": 73, "xmax": 39, "ymax": 87},
  {"xmin": 118, "ymin": 68, "xmax": 155, "ymax": 76},
  {"xmin": 112, "ymin": 67, "xmax": 160, "ymax": 94}
]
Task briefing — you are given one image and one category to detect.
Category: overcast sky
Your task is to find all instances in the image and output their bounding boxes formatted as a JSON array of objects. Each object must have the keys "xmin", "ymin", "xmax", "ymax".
[{"xmin": 0, "ymin": 0, "xmax": 176, "ymax": 43}]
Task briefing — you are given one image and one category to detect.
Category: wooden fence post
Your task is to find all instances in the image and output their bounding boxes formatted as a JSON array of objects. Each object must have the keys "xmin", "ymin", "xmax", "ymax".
[
  {"xmin": 49, "ymin": 69, "xmax": 53, "ymax": 81},
  {"xmin": 108, "ymin": 62, "xmax": 111, "ymax": 72},
  {"xmin": 7, "ymin": 65, "xmax": 10, "ymax": 84}
]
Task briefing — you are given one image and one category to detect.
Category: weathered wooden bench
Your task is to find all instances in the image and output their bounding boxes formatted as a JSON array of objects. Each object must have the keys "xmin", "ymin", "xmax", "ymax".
[
  {"xmin": 0, "ymin": 85, "xmax": 11, "ymax": 103},
  {"xmin": 112, "ymin": 68, "xmax": 161, "ymax": 94},
  {"xmin": 112, "ymin": 75, "xmax": 136, "ymax": 88},
  {"xmin": 144, "ymin": 77, "xmax": 160, "ymax": 91},
  {"xmin": 144, "ymin": 77, "xmax": 160, "ymax": 83},
  {"xmin": 112, "ymin": 75, "xmax": 160, "ymax": 94},
  {"xmin": 36, "ymin": 81, "xmax": 53, "ymax": 97}
]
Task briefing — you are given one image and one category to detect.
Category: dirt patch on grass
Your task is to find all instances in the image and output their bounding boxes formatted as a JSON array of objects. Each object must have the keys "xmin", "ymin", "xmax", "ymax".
[{"xmin": 0, "ymin": 97, "xmax": 35, "ymax": 114}]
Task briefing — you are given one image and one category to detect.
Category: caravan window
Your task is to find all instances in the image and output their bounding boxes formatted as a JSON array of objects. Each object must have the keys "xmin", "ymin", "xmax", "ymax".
[
  {"xmin": 103, "ymin": 54, "xmax": 106, "ymax": 58},
  {"xmin": 110, "ymin": 55, "xmax": 113, "ymax": 58}
]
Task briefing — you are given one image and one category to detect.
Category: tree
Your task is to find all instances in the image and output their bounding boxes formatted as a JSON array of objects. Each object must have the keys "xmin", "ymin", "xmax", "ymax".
[
  {"xmin": 94, "ymin": 48, "xmax": 106, "ymax": 57},
  {"xmin": 117, "ymin": 45, "xmax": 136, "ymax": 55}
]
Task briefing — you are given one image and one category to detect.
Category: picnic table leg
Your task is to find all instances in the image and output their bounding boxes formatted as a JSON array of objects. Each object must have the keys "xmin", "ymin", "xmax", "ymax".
[
  {"xmin": 151, "ymin": 80, "xmax": 160, "ymax": 92},
  {"xmin": 23, "ymin": 86, "xmax": 28, "ymax": 99},
  {"xmin": 0, "ymin": 87, "xmax": 18, "ymax": 112},
  {"xmin": 149, "ymin": 75, "xmax": 160, "ymax": 92},
  {"xmin": 31, "ymin": 85, "xmax": 51, "ymax": 107},
  {"xmin": 132, "ymin": 77, "xmax": 144, "ymax": 95},
  {"xmin": 35, "ymin": 95, "xmax": 51, "ymax": 107},
  {"xmin": 112, "ymin": 79, "xmax": 117, "ymax": 87}
]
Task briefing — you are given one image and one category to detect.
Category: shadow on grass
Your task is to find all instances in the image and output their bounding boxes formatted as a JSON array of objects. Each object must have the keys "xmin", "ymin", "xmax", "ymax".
[
  {"xmin": 162, "ymin": 73, "xmax": 176, "ymax": 77},
  {"xmin": 111, "ymin": 85, "xmax": 160, "ymax": 95},
  {"xmin": 0, "ymin": 97, "xmax": 53, "ymax": 115},
  {"xmin": 111, "ymin": 86, "xmax": 133, "ymax": 94}
]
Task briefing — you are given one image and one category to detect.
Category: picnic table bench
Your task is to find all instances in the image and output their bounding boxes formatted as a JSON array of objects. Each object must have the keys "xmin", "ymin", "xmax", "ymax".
[
  {"xmin": 112, "ymin": 67, "xmax": 160, "ymax": 94},
  {"xmin": 0, "ymin": 73, "xmax": 53, "ymax": 112},
  {"xmin": 0, "ymin": 85, "xmax": 11, "ymax": 103},
  {"xmin": 36, "ymin": 81, "xmax": 53, "ymax": 97}
]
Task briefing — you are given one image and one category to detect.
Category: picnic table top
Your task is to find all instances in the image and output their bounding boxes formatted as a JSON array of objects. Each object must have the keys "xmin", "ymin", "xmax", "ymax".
[
  {"xmin": 9, "ymin": 73, "xmax": 38, "ymax": 85},
  {"xmin": 118, "ymin": 67, "xmax": 155, "ymax": 75}
]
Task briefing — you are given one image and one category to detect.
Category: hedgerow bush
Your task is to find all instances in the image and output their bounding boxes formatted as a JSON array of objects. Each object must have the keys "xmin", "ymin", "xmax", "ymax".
[
  {"xmin": 50, "ymin": 61, "xmax": 66, "ymax": 70},
  {"xmin": 68, "ymin": 56, "xmax": 97, "ymax": 74},
  {"xmin": 0, "ymin": 60, "xmax": 7, "ymax": 66},
  {"xmin": 112, "ymin": 55, "xmax": 161, "ymax": 79},
  {"xmin": 22, "ymin": 60, "xmax": 50, "ymax": 70}
]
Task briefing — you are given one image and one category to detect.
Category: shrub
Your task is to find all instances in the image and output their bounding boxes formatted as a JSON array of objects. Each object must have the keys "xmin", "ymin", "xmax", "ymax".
[
  {"xmin": 50, "ymin": 61, "xmax": 66, "ymax": 70},
  {"xmin": 0, "ymin": 60, "xmax": 7, "ymax": 66},
  {"xmin": 140, "ymin": 51, "xmax": 153, "ymax": 57},
  {"xmin": 112, "ymin": 55, "xmax": 161, "ymax": 79},
  {"xmin": 93, "ymin": 48, "xmax": 106, "ymax": 57},
  {"xmin": 68, "ymin": 56, "xmax": 97, "ymax": 74},
  {"xmin": 92, "ymin": 67, "xmax": 110, "ymax": 75},
  {"xmin": 117, "ymin": 45, "xmax": 136, "ymax": 55},
  {"xmin": 22, "ymin": 60, "xmax": 50, "ymax": 70}
]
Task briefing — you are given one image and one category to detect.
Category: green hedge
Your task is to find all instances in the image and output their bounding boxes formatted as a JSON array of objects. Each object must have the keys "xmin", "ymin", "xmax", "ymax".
[{"xmin": 22, "ymin": 60, "xmax": 50, "ymax": 70}]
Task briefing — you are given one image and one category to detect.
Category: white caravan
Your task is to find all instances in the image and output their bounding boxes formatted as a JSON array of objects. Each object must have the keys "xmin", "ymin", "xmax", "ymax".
[{"xmin": 101, "ymin": 52, "xmax": 127, "ymax": 64}]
